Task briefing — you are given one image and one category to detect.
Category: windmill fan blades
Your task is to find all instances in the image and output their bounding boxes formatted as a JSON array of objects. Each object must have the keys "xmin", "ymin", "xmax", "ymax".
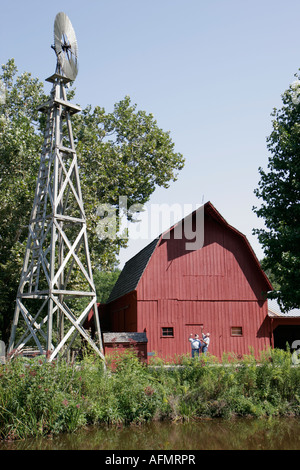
[
  {"xmin": 54, "ymin": 12, "xmax": 78, "ymax": 80},
  {"xmin": 54, "ymin": 13, "xmax": 77, "ymax": 54},
  {"xmin": 61, "ymin": 55, "xmax": 78, "ymax": 81}
]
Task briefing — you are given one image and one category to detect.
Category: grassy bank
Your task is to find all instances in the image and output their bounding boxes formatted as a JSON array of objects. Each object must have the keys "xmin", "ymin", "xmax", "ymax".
[{"xmin": 0, "ymin": 348, "xmax": 299, "ymax": 440}]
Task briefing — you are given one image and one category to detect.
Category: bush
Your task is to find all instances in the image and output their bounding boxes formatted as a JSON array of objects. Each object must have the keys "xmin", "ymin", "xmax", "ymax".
[{"xmin": 0, "ymin": 348, "xmax": 299, "ymax": 440}]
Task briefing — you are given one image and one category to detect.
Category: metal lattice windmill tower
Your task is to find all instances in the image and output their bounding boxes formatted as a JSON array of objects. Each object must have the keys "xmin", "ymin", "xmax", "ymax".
[{"xmin": 8, "ymin": 12, "xmax": 105, "ymax": 362}]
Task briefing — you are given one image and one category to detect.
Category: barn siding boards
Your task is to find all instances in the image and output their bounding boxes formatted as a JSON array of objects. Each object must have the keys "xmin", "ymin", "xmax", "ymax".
[
  {"xmin": 136, "ymin": 299, "xmax": 270, "ymax": 360},
  {"xmin": 109, "ymin": 292, "xmax": 137, "ymax": 332}
]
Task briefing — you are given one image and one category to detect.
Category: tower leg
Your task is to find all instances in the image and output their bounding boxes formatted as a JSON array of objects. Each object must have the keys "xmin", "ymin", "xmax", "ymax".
[{"xmin": 7, "ymin": 303, "xmax": 20, "ymax": 356}]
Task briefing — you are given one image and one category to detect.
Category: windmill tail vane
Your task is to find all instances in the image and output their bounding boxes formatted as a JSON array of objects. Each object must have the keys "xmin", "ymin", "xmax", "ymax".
[{"xmin": 8, "ymin": 12, "xmax": 104, "ymax": 363}]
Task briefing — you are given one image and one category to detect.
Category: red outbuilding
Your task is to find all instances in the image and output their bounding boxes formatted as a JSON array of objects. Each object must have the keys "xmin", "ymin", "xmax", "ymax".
[{"xmin": 103, "ymin": 201, "xmax": 277, "ymax": 361}]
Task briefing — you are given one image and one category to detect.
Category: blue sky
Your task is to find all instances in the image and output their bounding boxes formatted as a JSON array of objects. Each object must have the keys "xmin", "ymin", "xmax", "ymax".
[{"xmin": 1, "ymin": 0, "xmax": 299, "ymax": 267}]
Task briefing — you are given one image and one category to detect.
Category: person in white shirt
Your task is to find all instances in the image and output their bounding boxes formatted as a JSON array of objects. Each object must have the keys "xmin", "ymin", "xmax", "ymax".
[
  {"xmin": 201, "ymin": 332, "xmax": 210, "ymax": 355},
  {"xmin": 188, "ymin": 333, "xmax": 202, "ymax": 358}
]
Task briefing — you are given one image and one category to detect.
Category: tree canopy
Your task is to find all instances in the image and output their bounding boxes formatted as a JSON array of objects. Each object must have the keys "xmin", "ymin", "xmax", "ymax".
[
  {"xmin": 0, "ymin": 59, "xmax": 184, "ymax": 342},
  {"xmin": 253, "ymin": 75, "xmax": 300, "ymax": 312}
]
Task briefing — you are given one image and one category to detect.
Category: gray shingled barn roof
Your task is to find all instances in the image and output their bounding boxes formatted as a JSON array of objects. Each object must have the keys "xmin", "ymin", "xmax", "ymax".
[
  {"xmin": 106, "ymin": 237, "xmax": 160, "ymax": 303},
  {"xmin": 268, "ymin": 299, "xmax": 300, "ymax": 317},
  {"xmin": 103, "ymin": 332, "xmax": 148, "ymax": 343}
]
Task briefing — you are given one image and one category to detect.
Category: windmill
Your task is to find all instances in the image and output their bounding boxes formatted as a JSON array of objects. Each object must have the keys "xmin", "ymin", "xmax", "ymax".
[{"xmin": 8, "ymin": 12, "xmax": 105, "ymax": 363}]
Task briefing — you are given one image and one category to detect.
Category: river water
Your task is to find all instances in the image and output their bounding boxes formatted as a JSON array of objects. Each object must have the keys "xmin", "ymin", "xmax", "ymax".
[{"xmin": 0, "ymin": 417, "xmax": 299, "ymax": 450}]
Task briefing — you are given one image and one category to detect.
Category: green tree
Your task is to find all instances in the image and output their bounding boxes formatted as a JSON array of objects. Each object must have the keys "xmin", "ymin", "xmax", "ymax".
[
  {"xmin": 253, "ymin": 75, "xmax": 300, "ymax": 312},
  {"xmin": 94, "ymin": 269, "xmax": 121, "ymax": 304},
  {"xmin": 0, "ymin": 59, "xmax": 184, "ymax": 343}
]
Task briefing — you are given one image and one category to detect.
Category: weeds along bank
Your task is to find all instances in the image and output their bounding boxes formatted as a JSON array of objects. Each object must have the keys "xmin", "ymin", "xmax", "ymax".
[{"xmin": 0, "ymin": 349, "xmax": 299, "ymax": 440}]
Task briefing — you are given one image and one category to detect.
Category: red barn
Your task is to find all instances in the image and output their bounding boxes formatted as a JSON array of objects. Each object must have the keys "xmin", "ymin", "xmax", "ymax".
[{"xmin": 104, "ymin": 201, "xmax": 274, "ymax": 360}]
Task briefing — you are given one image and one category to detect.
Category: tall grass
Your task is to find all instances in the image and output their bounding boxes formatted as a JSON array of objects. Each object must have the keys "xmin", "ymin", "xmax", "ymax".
[{"xmin": 0, "ymin": 348, "xmax": 299, "ymax": 440}]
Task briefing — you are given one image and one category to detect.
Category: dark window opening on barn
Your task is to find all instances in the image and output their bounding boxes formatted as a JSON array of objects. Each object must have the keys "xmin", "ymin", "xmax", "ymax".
[
  {"xmin": 273, "ymin": 325, "xmax": 300, "ymax": 351},
  {"xmin": 162, "ymin": 327, "xmax": 174, "ymax": 337},
  {"xmin": 231, "ymin": 327, "xmax": 243, "ymax": 336}
]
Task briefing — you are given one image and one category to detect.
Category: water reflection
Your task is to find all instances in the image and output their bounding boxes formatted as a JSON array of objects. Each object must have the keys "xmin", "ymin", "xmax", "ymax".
[{"xmin": 0, "ymin": 418, "xmax": 299, "ymax": 450}]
